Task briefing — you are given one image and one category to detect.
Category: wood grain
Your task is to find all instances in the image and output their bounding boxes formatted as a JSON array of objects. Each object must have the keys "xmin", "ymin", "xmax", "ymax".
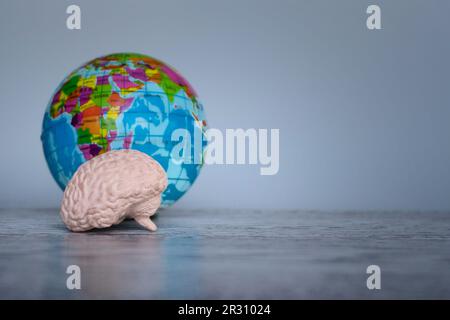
[{"xmin": 0, "ymin": 208, "xmax": 449, "ymax": 299}]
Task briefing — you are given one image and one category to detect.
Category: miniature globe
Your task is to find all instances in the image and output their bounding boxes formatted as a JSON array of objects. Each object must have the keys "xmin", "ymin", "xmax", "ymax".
[{"xmin": 41, "ymin": 53, "xmax": 207, "ymax": 206}]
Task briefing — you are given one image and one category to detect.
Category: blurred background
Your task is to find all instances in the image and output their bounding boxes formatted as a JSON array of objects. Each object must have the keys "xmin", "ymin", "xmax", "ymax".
[{"xmin": 0, "ymin": 0, "xmax": 449, "ymax": 211}]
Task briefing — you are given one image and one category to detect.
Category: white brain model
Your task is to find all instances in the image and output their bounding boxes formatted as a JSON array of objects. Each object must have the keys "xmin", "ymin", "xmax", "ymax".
[{"xmin": 60, "ymin": 149, "xmax": 168, "ymax": 232}]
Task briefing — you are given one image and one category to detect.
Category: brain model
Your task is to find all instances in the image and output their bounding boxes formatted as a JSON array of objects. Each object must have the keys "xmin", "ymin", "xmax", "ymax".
[{"xmin": 60, "ymin": 149, "xmax": 167, "ymax": 232}]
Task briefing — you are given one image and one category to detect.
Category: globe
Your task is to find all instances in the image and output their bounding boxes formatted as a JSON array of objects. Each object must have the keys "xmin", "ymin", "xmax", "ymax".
[{"xmin": 41, "ymin": 53, "xmax": 207, "ymax": 206}]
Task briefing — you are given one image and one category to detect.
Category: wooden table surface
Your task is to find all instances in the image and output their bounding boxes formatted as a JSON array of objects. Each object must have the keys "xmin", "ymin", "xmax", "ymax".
[{"xmin": 0, "ymin": 208, "xmax": 449, "ymax": 299}]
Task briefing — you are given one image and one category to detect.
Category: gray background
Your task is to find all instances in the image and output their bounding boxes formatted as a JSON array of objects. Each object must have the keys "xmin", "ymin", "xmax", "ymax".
[{"xmin": 0, "ymin": 0, "xmax": 449, "ymax": 211}]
